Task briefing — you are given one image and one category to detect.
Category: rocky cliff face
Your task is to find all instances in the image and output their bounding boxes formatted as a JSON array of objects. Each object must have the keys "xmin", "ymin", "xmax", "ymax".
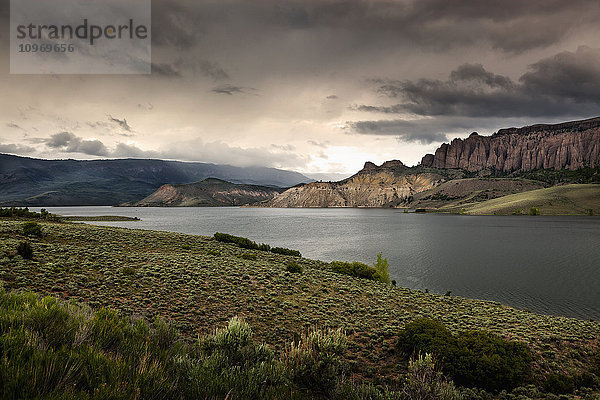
[
  {"xmin": 420, "ymin": 117, "xmax": 600, "ymax": 172},
  {"xmin": 262, "ymin": 161, "xmax": 442, "ymax": 208}
]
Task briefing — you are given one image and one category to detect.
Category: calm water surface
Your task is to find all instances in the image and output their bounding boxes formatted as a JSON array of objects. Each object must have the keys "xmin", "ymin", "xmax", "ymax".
[{"xmin": 32, "ymin": 206, "xmax": 600, "ymax": 321}]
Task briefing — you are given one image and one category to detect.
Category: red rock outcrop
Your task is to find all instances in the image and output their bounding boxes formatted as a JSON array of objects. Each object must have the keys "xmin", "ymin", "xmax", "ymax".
[{"xmin": 420, "ymin": 117, "xmax": 600, "ymax": 172}]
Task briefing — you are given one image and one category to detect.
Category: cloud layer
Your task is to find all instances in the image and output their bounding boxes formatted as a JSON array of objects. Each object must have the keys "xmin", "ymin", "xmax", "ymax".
[
  {"xmin": 2, "ymin": 0, "xmax": 600, "ymax": 171},
  {"xmin": 21, "ymin": 132, "xmax": 309, "ymax": 169},
  {"xmin": 362, "ymin": 47, "xmax": 600, "ymax": 119},
  {"xmin": 349, "ymin": 47, "xmax": 600, "ymax": 141}
]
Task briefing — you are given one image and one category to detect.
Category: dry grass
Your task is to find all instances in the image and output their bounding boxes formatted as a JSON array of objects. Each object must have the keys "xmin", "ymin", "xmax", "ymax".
[{"xmin": 462, "ymin": 184, "xmax": 600, "ymax": 215}]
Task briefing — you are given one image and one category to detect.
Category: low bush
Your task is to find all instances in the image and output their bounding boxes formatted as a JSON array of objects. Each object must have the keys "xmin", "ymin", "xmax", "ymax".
[
  {"xmin": 0, "ymin": 289, "xmax": 289, "ymax": 399},
  {"xmin": 183, "ymin": 316, "xmax": 287, "ymax": 399},
  {"xmin": 283, "ymin": 327, "xmax": 347, "ymax": 396},
  {"xmin": 331, "ymin": 260, "xmax": 387, "ymax": 283},
  {"xmin": 239, "ymin": 253, "xmax": 257, "ymax": 260},
  {"xmin": 0, "ymin": 207, "xmax": 59, "ymax": 220},
  {"xmin": 403, "ymin": 353, "xmax": 462, "ymax": 400},
  {"xmin": 451, "ymin": 330, "xmax": 532, "ymax": 392},
  {"xmin": 90, "ymin": 307, "xmax": 127, "ymax": 351},
  {"xmin": 529, "ymin": 207, "xmax": 540, "ymax": 216},
  {"xmin": 16, "ymin": 241, "xmax": 33, "ymax": 259},
  {"xmin": 286, "ymin": 261, "xmax": 303, "ymax": 273},
  {"xmin": 214, "ymin": 232, "xmax": 301, "ymax": 257},
  {"xmin": 543, "ymin": 372, "xmax": 599, "ymax": 395},
  {"xmin": 271, "ymin": 247, "xmax": 302, "ymax": 257},
  {"xmin": 397, "ymin": 318, "xmax": 455, "ymax": 357},
  {"xmin": 22, "ymin": 221, "xmax": 42, "ymax": 237},
  {"xmin": 121, "ymin": 266, "xmax": 136, "ymax": 275},
  {"xmin": 398, "ymin": 318, "xmax": 533, "ymax": 392},
  {"xmin": 257, "ymin": 243, "xmax": 271, "ymax": 251}
]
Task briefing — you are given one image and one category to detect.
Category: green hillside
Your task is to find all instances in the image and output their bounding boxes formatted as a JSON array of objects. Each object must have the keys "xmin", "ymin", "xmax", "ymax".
[
  {"xmin": 462, "ymin": 184, "xmax": 600, "ymax": 215},
  {"xmin": 408, "ymin": 177, "xmax": 546, "ymax": 211}
]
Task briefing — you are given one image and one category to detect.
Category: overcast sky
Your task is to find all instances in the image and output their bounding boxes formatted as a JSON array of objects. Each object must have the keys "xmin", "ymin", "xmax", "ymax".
[{"xmin": 2, "ymin": 0, "xmax": 600, "ymax": 179}]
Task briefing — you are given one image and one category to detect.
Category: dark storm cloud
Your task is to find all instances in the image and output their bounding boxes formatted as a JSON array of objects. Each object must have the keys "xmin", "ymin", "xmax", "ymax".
[
  {"xmin": 354, "ymin": 104, "xmax": 405, "ymax": 114},
  {"xmin": 152, "ymin": 59, "xmax": 228, "ymax": 80},
  {"xmin": 144, "ymin": 0, "xmax": 600, "ymax": 82},
  {"xmin": 190, "ymin": 0, "xmax": 598, "ymax": 53},
  {"xmin": 0, "ymin": 0, "xmax": 7, "ymax": 41},
  {"xmin": 348, "ymin": 120, "xmax": 448, "ymax": 144},
  {"xmin": 520, "ymin": 47, "xmax": 600, "ymax": 102},
  {"xmin": 108, "ymin": 116, "xmax": 133, "ymax": 132},
  {"xmin": 197, "ymin": 60, "xmax": 229, "ymax": 81},
  {"xmin": 137, "ymin": 103, "xmax": 154, "ymax": 111},
  {"xmin": 0, "ymin": 143, "xmax": 35, "ymax": 154},
  {"xmin": 359, "ymin": 47, "xmax": 600, "ymax": 119},
  {"xmin": 44, "ymin": 133, "xmax": 147, "ymax": 158},
  {"xmin": 347, "ymin": 116, "xmax": 538, "ymax": 144},
  {"xmin": 45, "ymin": 132, "xmax": 109, "ymax": 156},
  {"xmin": 151, "ymin": 63, "xmax": 182, "ymax": 77},
  {"xmin": 210, "ymin": 84, "xmax": 255, "ymax": 96},
  {"xmin": 46, "ymin": 132, "xmax": 76, "ymax": 148},
  {"xmin": 152, "ymin": 0, "xmax": 203, "ymax": 49},
  {"xmin": 6, "ymin": 123, "xmax": 23, "ymax": 130},
  {"xmin": 112, "ymin": 143, "xmax": 161, "ymax": 159}
]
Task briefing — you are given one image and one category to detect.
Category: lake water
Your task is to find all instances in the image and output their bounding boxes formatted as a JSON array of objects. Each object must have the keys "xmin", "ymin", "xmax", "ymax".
[{"xmin": 31, "ymin": 206, "xmax": 600, "ymax": 321}]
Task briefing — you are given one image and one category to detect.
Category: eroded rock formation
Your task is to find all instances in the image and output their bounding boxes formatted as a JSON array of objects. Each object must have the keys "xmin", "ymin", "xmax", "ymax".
[
  {"xmin": 262, "ymin": 161, "xmax": 442, "ymax": 208},
  {"xmin": 420, "ymin": 117, "xmax": 600, "ymax": 172}
]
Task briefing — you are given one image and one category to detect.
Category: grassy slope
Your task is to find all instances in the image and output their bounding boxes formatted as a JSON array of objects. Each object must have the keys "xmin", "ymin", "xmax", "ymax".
[
  {"xmin": 408, "ymin": 178, "xmax": 546, "ymax": 211},
  {"xmin": 0, "ymin": 221, "xmax": 598, "ymax": 385},
  {"xmin": 463, "ymin": 184, "xmax": 600, "ymax": 215}
]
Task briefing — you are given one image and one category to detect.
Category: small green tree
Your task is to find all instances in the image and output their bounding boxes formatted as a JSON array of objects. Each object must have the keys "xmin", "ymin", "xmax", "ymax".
[
  {"xmin": 373, "ymin": 253, "xmax": 390, "ymax": 284},
  {"xmin": 529, "ymin": 207, "xmax": 540, "ymax": 216}
]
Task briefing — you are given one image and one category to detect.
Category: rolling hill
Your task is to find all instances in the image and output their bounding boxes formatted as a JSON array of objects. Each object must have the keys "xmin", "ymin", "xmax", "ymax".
[
  {"xmin": 123, "ymin": 178, "xmax": 285, "ymax": 207},
  {"xmin": 460, "ymin": 184, "xmax": 600, "ymax": 215}
]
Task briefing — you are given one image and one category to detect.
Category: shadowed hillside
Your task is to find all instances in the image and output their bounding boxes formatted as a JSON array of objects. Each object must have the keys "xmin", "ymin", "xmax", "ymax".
[
  {"xmin": 123, "ymin": 178, "xmax": 285, "ymax": 206},
  {"xmin": 0, "ymin": 154, "xmax": 312, "ymax": 206}
]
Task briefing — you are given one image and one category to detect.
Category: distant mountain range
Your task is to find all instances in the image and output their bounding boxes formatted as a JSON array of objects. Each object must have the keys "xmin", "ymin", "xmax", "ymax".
[{"xmin": 0, "ymin": 154, "xmax": 312, "ymax": 206}]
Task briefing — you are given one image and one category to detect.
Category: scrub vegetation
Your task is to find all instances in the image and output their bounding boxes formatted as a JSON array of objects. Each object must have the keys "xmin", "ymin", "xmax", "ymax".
[{"xmin": 0, "ymin": 214, "xmax": 599, "ymax": 398}]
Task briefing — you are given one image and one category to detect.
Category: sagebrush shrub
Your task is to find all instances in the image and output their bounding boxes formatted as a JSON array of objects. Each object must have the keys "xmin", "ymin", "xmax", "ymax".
[
  {"xmin": 286, "ymin": 262, "xmax": 303, "ymax": 273},
  {"xmin": 17, "ymin": 241, "xmax": 33, "ymax": 259},
  {"xmin": 403, "ymin": 353, "xmax": 462, "ymax": 400},
  {"xmin": 22, "ymin": 221, "xmax": 42, "ymax": 237},
  {"xmin": 398, "ymin": 318, "xmax": 532, "ymax": 392},
  {"xmin": 283, "ymin": 327, "xmax": 347, "ymax": 396}
]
